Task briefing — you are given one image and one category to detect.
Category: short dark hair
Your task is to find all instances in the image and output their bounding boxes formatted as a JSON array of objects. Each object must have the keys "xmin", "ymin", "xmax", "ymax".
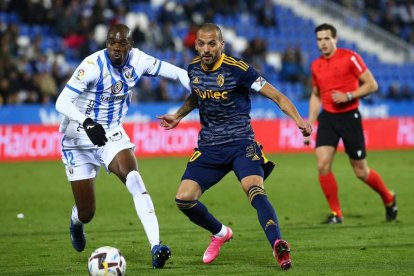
[
  {"xmin": 197, "ymin": 23, "xmax": 223, "ymax": 41},
  {"xmin": 315, "ymin": 23, "xmax": 337, "ymax": 38}
]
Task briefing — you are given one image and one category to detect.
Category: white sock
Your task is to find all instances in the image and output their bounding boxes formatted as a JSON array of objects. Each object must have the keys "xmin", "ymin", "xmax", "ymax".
[
  {"xmin": 126, "ymin": 171, "xmax": 160, "ymax": 249},
  {"xmin": 71, "ymin": 205, "xmax": 82, "ymax": 225},
  {"xmin": 214, "ymin": 225, "xmax": 228, "ymax": 237}
]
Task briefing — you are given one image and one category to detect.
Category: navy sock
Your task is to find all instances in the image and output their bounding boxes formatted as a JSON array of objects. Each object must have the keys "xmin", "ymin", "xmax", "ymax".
[
  {"xmin": 175, "ymin": 198, "xmax": 222, "ymax": 235},
  {"xmin": 248, "ymin": 185, "xmax": 281, "ymax": 247}
]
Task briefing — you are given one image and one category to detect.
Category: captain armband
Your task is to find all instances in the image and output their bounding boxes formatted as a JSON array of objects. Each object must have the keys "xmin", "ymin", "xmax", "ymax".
[{"xmin": 251, "ymin": 76, "xmax": 267, "ymax": 92}]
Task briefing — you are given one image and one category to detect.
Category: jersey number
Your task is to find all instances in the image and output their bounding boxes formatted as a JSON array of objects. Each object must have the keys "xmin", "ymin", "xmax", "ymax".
[
  {"xmin": 63, "ymin": 151, "xmax": 75, "ymax": 166},
  {"xmin": 189, "ymin": 150, "xmax": 202, "ymax": 162}
]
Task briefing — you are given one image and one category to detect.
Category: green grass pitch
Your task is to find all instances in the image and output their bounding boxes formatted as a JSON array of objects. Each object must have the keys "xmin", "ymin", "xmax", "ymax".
[{"xmin": 1, "ymin": 150, "xmax": 413, "ymax": 275}]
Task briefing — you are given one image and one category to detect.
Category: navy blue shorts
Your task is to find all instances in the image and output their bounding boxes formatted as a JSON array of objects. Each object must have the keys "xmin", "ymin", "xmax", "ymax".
[{"xmin": 181, "ymin": 140, "xmax": 275, "ymax": 192}]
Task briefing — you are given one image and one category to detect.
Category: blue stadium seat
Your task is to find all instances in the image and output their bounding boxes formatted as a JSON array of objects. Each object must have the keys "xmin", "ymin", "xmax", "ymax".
[{"xmin": 2, "ymin": 0, "xmax": 413, "ymax": 105}]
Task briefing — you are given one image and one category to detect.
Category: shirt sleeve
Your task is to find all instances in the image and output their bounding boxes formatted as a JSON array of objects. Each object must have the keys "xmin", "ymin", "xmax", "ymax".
[
  {"xmin": 65, "ymin": 59, "xmax": 97, "ymax": 93},
  {"xmin": 239, "ymin": 64, "xmax": 261, "ymax": 90},
  {"xmin": 55, "ymin": 60, "xmax": 96, "ymax": 124},
  {"xmin": 225, "ymin": 59, "xmax": 267, "ymax": 92},
  {"xmin": 349, "ymin": 52, "xmax": 367, "ymax": 77},
  {"xmin": 55, "ymin": 87, "xmax": 88, "ymax": 124},
  {"xmin": 311, "ymin": 65, "xmax": 319, "ymax": 88},
  {"xmin": 140, "ymin": 52, "xmax": 191, "ymax": 92},
  {"xmin": 157, "ymin": 61, "xmax": 191, "ymax": 92}
]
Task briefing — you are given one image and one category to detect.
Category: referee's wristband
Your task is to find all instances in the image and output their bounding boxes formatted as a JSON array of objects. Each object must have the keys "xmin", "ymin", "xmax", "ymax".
[{"xmin": 346, "ymin": 92, "xmax": 354, "ymax": 102}]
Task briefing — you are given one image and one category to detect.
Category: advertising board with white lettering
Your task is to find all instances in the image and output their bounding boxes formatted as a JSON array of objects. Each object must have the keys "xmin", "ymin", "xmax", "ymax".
[{"xmin": 1, "ymin": 118, "xmax": 413, "ymax": 162}]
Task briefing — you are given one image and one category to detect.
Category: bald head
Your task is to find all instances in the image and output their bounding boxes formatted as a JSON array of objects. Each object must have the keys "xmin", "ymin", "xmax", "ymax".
[{"xmin": 107, "ymin": 24, "xmax": 133, "ymax": 44}]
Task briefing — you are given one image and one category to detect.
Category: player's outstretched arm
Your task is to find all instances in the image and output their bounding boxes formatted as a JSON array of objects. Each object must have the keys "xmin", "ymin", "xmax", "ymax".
[
  {"xmin": 154, "ymin": 60, "xmax": 191, "ymax": 92},
  {"xmin": 157, "ymin": 93, "xmax": 197, "ymax": 130},
  {"xmin": 259, "ymin": 82, "xmax": 312, "ymax": 137}
]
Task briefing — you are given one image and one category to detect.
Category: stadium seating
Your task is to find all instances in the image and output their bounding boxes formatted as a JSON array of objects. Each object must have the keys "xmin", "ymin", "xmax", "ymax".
[{"xmin": 1, "ymin": 0, "xmax": 413, "ymax": 104}]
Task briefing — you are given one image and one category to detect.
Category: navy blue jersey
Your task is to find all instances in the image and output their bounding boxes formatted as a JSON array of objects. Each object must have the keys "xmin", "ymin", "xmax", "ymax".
[{"xmin": 188, "ymin": 54, "xmax": 260, "ymax": 146}]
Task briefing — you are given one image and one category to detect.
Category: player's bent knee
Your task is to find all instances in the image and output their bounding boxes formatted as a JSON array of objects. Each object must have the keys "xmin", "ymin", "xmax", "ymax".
[
  {"xmin": 356, "ymin": 172, "xmax": 366, "ymax": 181},
  {"xmin": 175, "ymin": 193, "xmax": 193, "ymax": 201},
  {"xmin": 317, "ymin": 164, "xmax": 331, "ymax": 175},
  {"xmin": 241, "ymin": 179, "xmax": 264, "ymax": 194},
  {"xmin": 176, "ymin": 180, "xmax": 202, "ymax": 201},
  {"xmin": 353, "ymin": 167, "xmax": 368, "ymax": 180}
]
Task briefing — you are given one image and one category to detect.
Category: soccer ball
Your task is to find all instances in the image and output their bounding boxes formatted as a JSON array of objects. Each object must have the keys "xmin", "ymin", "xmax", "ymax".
[{"xmin": 88, "ymin": 246, "xmax": 126, "ymax": 276}]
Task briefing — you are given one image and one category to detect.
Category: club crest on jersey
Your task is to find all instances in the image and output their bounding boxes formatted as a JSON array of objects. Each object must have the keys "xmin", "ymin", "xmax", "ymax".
[
  {"xmin": 123, "ymin": 67, "xmax": 133, "ymax": 79},
  {"xmin": 75, "ymin": 69, "xmax": 85, "ymax": 80},
  {"xmin": 109, "ymin": 130, "xmax": 123, "ymax": 142},
  {"xmin": 111, "ymin": 80, "xmax": 123, "ymax": 94},
  {"xmin": 216, "ymin": 74, "xmax": 224, "ymax": 87}
]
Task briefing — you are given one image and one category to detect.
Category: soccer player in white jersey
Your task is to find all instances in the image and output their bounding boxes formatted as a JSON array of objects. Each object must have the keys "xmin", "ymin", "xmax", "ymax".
[{"xmin": 55, "ymin": 24, "xmax": 190, "ymax": 269}]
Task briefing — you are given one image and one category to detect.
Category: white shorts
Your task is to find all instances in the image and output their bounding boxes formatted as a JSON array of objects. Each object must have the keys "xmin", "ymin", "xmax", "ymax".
[{"xmin": 61, "ymin": 125, "xmax": 135, "ymax": 181}]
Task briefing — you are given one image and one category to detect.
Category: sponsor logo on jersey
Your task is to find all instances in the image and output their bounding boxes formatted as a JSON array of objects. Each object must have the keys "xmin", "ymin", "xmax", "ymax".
[
  {"xmin": 85, "ymin": 100, "xmax": 95, "ymax": 117},
  {"xmin": 68, "ymin": 166, "xmax": 74, "ymax": 175},
  {"xmin": 193, "ymin": 77, "xmax": 199, "ymax": 84},
  {"xmin": 216, "ymin": 74, "xmax": 224, "ymax": 87},
  {"xmin": 75, "ymin": 69, "xmax": 85, "ymax": 80},
  {"xmin": 195, "ymin": 88, "xmax": 228, "ymax": 100},
  {"xmin": 99, "ymin": 94, "xmax": 128, "ymax": 103},
  {"xmin": 77, "ymin": 100, "xmax": 96, "ymax": 132},
  {"xmin": 111, "ymin": 80, "xmax": 123, "ymax": 94}
]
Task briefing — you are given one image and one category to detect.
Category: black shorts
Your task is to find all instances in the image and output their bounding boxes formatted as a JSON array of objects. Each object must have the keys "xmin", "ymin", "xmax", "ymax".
[{"xmin": 316, "ymin": 109, "xmax": 366, "ymax": 160}]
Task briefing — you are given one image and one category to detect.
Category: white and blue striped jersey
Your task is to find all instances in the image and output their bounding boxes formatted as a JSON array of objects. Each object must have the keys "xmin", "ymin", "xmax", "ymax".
[{"xmin": 56, "ymin": 48, "xmax": 190, "ymax": 140}]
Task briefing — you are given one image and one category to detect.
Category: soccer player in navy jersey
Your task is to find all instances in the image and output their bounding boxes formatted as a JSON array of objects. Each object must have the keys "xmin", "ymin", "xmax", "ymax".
[
  {"xmin": 55, "ymin": 24, "xmax": 191, "ymax": 268},
  {"xmin": 157, "ymin": 23, "xmax": 312, "ymax": 270},
  {"xmin": 305, "ymin": 23, "xmax": 397, "ymax": 224}
]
